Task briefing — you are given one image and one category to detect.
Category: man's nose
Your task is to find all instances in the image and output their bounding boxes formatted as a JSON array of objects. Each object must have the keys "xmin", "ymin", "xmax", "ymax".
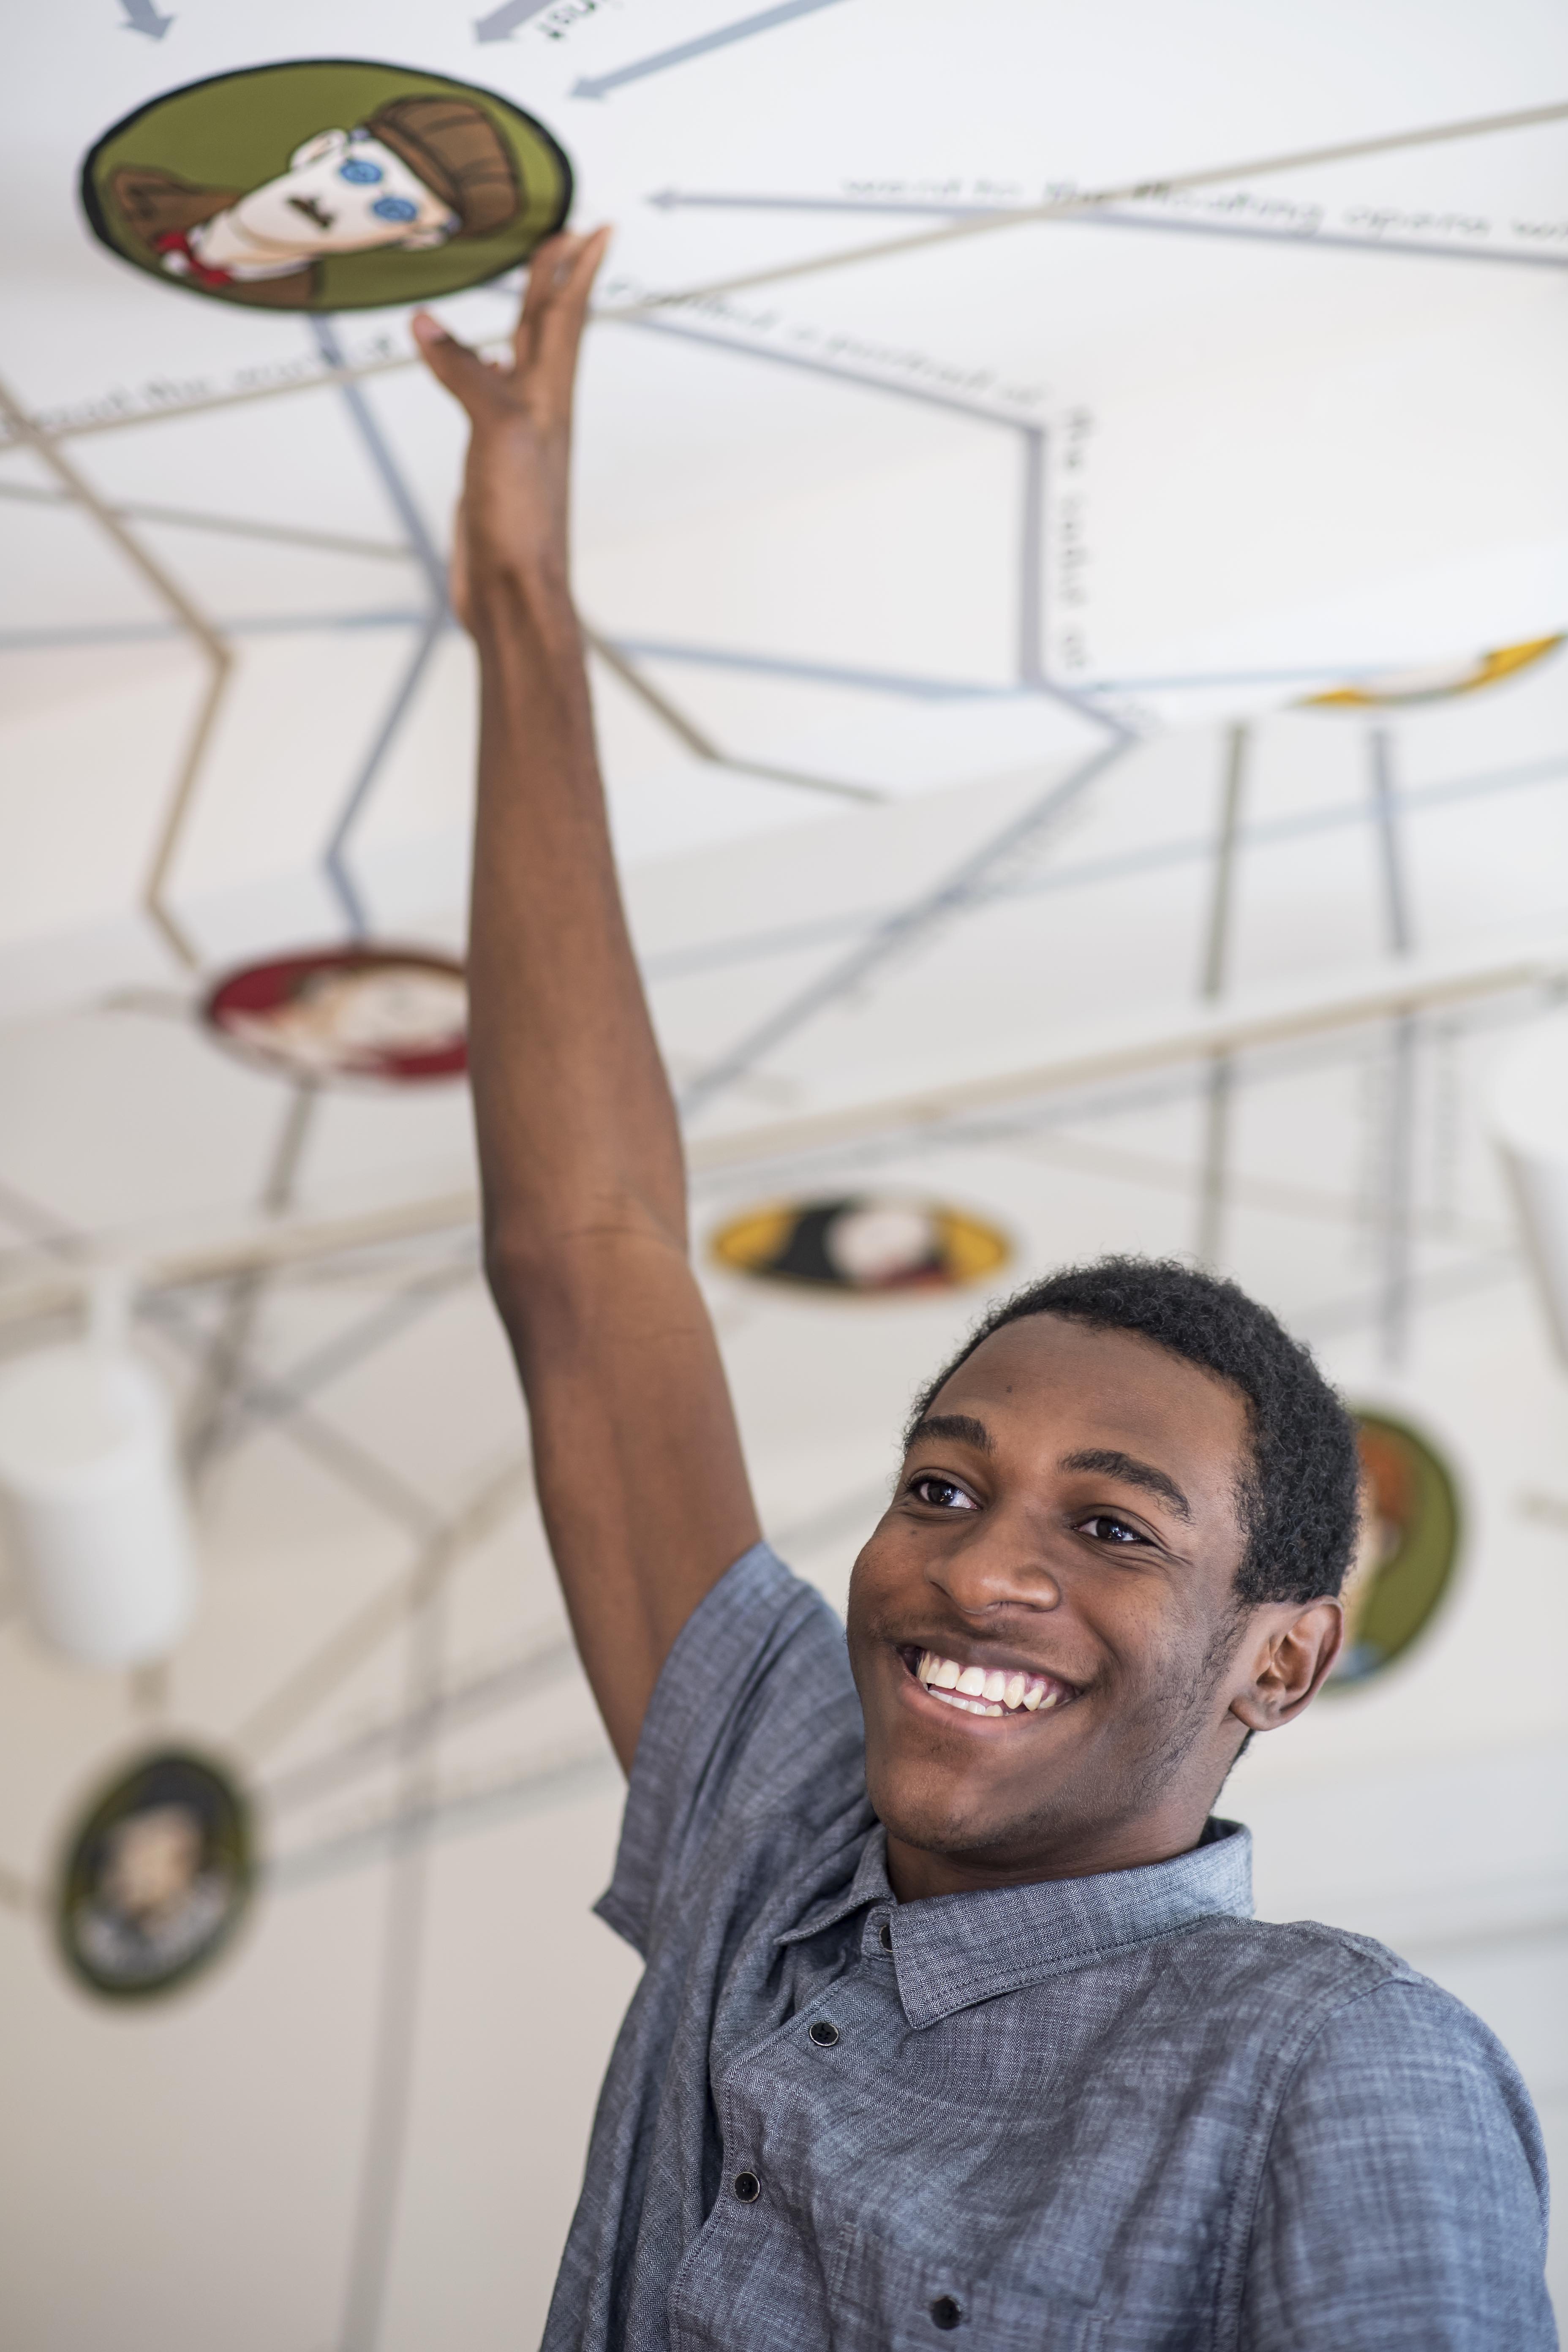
[{"xmin": 928, "ymin": 1510, "xmax": 1062, "ymax": 1617}]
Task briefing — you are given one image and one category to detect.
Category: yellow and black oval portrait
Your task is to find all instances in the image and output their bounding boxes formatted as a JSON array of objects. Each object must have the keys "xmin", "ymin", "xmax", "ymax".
[
  {"xmin": 1302, "ymin": 635, "xmax": 1562, "ymax": 710},
  {"xmin": 56, "ymin": 1748, "xmax": 254, "ymax": 2001},
  {"xmin": 1328, "ymin": 1411, "xmax": 1461, "ymax": 1689},
  {"xmin": 81, "ymin": 59, "xmax": 572, "ymax": 313},
  {"xmin": 710, "ymin": 1195, "xmax": 1011, "ymax": 1296}
]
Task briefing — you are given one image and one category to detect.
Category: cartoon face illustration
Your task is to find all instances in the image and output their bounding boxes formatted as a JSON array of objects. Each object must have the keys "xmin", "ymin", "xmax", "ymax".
[
  {"xmin": 1303, "ymin": 634, "xmax": 1563, "ymax": 709},
  {"xmin": 83, "ymin": 64, "xmax": 572, "ymax": 312},
  {"xmin": 822, "ymin": 1201, "xmax": 945, "ymax": 1288},
  {"xmin": 204, "ymin": 950, "xmax": 469, "ymax": 1084},
  {"xmin": 225, "ymin": 964, "xmax": 468, "ymax": 1075},
  {"xmin": 1328, "ymin": 1413, "xmax": 1460, "ymax": 1688},
  {"xmin": 112, "ymin": 98, "xmax": 518, "ymax": 301},
  {"xmin": 102, "ymin": 1803, "xmax": 204, "ymax": 1928},
  {"xmin": 710, "ymin": 1195, "xmax": 1011, "ymax": 1295},
  {"xmin": 58, "ymin": 1750, "xmax": 253, "ymax": 2000}
]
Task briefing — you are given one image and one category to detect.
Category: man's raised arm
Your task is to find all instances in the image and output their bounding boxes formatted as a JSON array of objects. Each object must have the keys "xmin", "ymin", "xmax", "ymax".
[{"xmin": 413, "ymin": 234, "xmax": 761, "ymax": 1769}]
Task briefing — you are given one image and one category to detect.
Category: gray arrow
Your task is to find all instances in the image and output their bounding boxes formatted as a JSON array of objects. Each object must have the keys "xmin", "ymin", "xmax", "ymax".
[
  {"xmin": 647, "ymin": 185, "xmax": 1568, "ymax": 272},
  {"xmin": 574, "ymin": 0, "xmax": 849, "ymax": 98},
  {"xmin": 473, "ymin": 0, "xmax": 552, "ymax": 41},
  {"xmin": 120, "ymin": 0, "xmax": 174, "ymax": 34}
]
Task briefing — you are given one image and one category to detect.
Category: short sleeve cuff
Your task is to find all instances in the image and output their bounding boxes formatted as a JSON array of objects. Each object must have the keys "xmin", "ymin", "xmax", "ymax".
[{"xmin": 593, "ymin": 1542, "xmax": 828, "ymax": 1955}]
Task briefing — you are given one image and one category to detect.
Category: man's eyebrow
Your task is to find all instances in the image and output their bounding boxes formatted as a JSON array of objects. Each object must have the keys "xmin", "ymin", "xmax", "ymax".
[
  {"xmin": 906, "ymin": 1413, "xmax": 994, "ymax": 1456},
  {"xmin": 1058, "ymin": 1448, "xmax": 1193, "ymax": 1522}
]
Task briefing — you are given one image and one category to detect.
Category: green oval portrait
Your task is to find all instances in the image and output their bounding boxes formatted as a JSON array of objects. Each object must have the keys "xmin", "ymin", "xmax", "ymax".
[
  {"xmin": 1328, "ymin": 1410, "xmax": 1462, "ymax": 1689},
  {"xmin": 80, "ymin": 57, "xmax": 573, "ymax": 313}
]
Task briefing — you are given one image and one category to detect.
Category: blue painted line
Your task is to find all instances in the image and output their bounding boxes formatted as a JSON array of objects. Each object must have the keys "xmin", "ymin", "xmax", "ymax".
[
  {"xmin": 309, "ymin": 318, "xmax": 452, "ymax": 931},
  {"xmin": 309, "ymin": 320, "xmax": 449, "ymax": 610},
  {"xmin": 323, "ymin": 612, "xmax": 447, "ymax": 934},
  {"xmin": 0, "ymin": 612, "xmax": 434, "ymax": 650},
  {"xmin": 573, "ymin": 0, "xmax": 851, "ymax": 100},
  {"xmin": 613, "ymin": 312, "xmax": 1040, "ymax": 433},
  {"xmin": 644, "ymin": 750, "xmax": 1568, "ymax": 985},
  {"xmin": 608, "ymin": 637, "xmax": 1024, "ymax": 700}
]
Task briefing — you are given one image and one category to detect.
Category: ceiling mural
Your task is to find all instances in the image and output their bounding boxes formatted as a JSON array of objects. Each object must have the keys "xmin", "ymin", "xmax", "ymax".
[{"xmin": 1, "ymin": 3, "xmax": 1566, "ymax": 2342}]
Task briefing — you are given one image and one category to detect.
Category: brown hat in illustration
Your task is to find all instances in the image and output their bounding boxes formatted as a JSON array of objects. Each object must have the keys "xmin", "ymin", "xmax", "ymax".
[{"xmin": 364, "ymin": 96, "xmax": 519, "ymax": 239}]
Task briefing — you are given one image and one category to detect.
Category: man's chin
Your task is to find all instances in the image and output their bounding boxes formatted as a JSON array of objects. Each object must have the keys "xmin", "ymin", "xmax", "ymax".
[{"xmin": 868, "ymin": 1766, "xmax": 1067, "ymax": 1872}]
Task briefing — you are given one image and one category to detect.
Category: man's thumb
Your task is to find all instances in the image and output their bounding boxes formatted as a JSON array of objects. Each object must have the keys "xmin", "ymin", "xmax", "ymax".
[{"xmin": 411, "ymin": 312, "xmax": 486, "ymax": 407}]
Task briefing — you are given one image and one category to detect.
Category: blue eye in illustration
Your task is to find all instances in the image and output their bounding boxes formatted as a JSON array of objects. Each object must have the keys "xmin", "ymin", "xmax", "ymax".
[
  {"xmin": 338, "ymin": 157, "xmax": 385, "ymax": 185},
  {"xmin": 371, "ymin": 195, "xmax": 419, "ymax": 223}
]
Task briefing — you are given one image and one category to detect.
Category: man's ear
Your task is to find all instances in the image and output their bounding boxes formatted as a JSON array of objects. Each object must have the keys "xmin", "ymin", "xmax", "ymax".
[
  {"xmin": 288, "ymin": 129, "xmax": 348, "ymax": 170},
  {"xmin": 1229, "ymin": 1599, "xmax": 1343, "ymax": 1735}
]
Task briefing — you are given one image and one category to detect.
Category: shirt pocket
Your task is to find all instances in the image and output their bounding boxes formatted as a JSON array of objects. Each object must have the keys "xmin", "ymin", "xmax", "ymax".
[{"xmin": 829, "ymin": 2224, "xmax": 1102, "ymax": 2352}]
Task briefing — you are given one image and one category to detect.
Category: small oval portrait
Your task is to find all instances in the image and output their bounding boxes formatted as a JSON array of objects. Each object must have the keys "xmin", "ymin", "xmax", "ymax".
[
  {"xmin": 1303, "ymin": 634, "xmax": 1562, "ymax": 710},
  {"xmin": 57, "ymin": 1750, "xmax": 253, "ymax": 2000},
  {"xmin": 81, "ymin": 59, "xmax": 572, "ymax": 312},
  {"xmin": 204, "ymin": 946, "xmax": 468, "ymax": 1084},
  {"xmin": 1328, "ymin": 1410, "xmax": 1461, "ymax": 1689},
  {"xmin": 710, "ymin": 1195, "xmax": 1011, "ymax": 1296}
]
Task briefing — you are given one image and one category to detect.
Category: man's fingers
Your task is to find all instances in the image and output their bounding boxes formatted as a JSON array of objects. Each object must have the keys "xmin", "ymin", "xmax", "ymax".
[
  {"xmin": 411, "ymin": 312, "xmax": 495, "ymax": 414},
  {"xmin": 447, "ymin": 494, "xmax": 474, "ymax": 636},
  {"xmin": 514, "ymin": 226, "xmax": 612, "ymax": 372}
]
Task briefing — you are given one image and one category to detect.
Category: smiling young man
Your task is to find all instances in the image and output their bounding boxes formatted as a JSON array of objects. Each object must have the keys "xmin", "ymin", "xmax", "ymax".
[{"xmin": 413, "ymin": 237, "xmax": 1554, "ymax": 2352}]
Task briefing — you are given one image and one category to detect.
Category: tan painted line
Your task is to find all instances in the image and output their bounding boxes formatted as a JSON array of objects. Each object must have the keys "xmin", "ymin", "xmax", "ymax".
[
  {"xmin": 681, "ymin": 939, "xmax": 1568, "ymax": 1172},
  {"xmin": 0, "ymin": 477, "xmax": 410, "ymax": 561},
  {"xmin": 231, "ymin": 1455, "xmax": 533, "ymax": 1763},
  {"xmin": 0, "ymin": 938, "xmax": 1557, "ymax": 1328},
  {"xmin": 0, "ymin": 373, "xmax": 233, "ymax": 966},
  {"xmin": 586, "ymin": 628, "xmax": 884, "ymax": 805}
]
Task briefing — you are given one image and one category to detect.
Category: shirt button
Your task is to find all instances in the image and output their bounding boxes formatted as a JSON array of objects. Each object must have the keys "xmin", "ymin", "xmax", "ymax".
[
  {"xmin": 732, "ymin": 2171, "xmax": 761, "ymax": 2203},
  {"xmin": 929, "ymin": 2294, "xmax": 963, "ymax": 2330},
  {"xmin": 879, "ymin": 1921, "xmax": 893, "ymax": 1952},
  {"xmin": 807, "ymin": 2019, "xmax": 840, "ymax": 2047}
]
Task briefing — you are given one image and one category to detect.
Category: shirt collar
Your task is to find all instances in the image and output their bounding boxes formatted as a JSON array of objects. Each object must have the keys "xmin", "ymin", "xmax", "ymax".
[{"xmin": 779, "ymin": 1818, "xmax": 1254, "ymax": 2031}]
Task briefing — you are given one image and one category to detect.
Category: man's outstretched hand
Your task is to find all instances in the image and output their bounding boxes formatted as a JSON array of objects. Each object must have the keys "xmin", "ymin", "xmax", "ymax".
[{"xmin": 411, "ymin": 227, "xmax": 611, "ymax": 626}]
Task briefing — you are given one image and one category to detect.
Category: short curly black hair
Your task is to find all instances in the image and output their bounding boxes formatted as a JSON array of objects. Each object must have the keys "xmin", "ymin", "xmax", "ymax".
[{"xmin": 905, "ymin": 1256, "xmax": 1361, "ymax": 1607}]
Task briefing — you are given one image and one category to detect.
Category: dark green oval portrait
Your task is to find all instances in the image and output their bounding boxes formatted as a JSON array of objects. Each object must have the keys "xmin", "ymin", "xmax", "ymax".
[
  {"xmin": 1328, "ymin": 1410, "xmax": 1461, "ymax": 1689},
  {"xmin": 81, "ymin": 58, "xmax": 572, "ymax": 313}
]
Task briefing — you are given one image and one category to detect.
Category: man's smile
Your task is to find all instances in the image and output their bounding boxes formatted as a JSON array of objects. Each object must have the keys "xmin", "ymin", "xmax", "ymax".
[{"xmin": 896, "ymin": 1644, "xmax": 1079, "ymax": 1721}]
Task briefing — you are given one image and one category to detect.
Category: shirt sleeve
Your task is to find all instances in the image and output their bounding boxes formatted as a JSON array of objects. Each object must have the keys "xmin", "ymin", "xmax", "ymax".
[
  {"xmin": 593, "ymin": 1541, "xmax": 863, "ymax": 1960},
  {"xmin": 1239, "ymin": 1974, "xmax": 1556, "ymax": 2352}
]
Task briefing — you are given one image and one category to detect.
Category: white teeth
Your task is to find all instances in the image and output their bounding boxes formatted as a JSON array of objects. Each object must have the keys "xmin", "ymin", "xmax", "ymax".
[
  {"xmin": 912, "ymin": 1652, "xmax": 1068, "ymax": 1717},
  {"xmin": 928, "ymin": 1688, "xmax": 1004, "ymax": 1717}
]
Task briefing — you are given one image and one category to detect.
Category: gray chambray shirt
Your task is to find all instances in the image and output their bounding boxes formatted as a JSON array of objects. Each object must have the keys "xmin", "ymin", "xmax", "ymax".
[{"xmin": 543, "ymin": 1545, "xmax": 1554, "ymax": 2351}]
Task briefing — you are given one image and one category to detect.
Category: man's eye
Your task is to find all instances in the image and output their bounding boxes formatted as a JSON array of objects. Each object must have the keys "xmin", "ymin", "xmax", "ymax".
[
  {"xmin": 1079, "ymin": 1514, "xmax": 1145, "ymax": 1546},
  {"xmin": 910, "ymin": 1476, "xmax": 977, "ymax": 1511}
]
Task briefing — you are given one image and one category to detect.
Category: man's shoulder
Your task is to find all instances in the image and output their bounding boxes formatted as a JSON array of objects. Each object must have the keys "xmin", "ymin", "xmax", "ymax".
[
  {"xmin": 1181, "ymin": 1906, "xmax": 1423, "ymax": 1995},
  {"xmin": 1170, "ymin": 1910, "xmax": 1514, "ymax": 2079}
]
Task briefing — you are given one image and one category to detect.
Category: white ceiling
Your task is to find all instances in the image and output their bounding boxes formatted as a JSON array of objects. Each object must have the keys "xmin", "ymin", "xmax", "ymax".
[{"xmin": 3, "ymin": 7, "xmax": 1568, "ymax": 2346}]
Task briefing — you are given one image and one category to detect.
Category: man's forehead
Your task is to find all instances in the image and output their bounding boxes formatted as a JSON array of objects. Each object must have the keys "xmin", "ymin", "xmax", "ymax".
[{"xmin": 932, "ymin": 1318, "xmax": 1249, "ymax": 1454}]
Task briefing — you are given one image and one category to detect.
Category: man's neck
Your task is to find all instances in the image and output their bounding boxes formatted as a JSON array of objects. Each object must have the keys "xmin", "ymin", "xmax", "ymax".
[{"xmin": 883, "ymin": 1805, "xmax": 1220, "ymax": 1903}]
